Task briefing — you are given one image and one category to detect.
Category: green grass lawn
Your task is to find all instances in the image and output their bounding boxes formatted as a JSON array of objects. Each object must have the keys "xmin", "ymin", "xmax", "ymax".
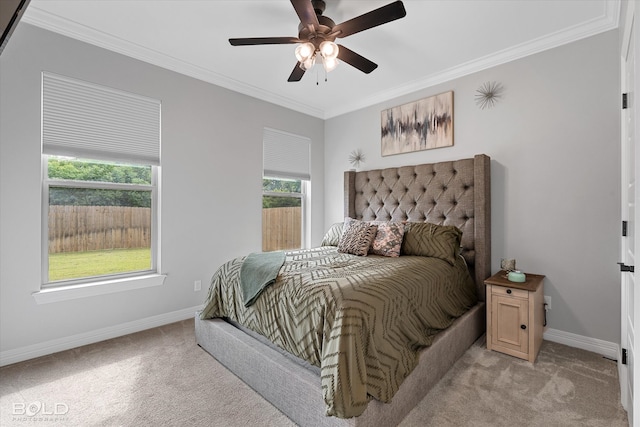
[{"xmin": 49, "ymin": 248, "xmax": 151, "ymax": 282}]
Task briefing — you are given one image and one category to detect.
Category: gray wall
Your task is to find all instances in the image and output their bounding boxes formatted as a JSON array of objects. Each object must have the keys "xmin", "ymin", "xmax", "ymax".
[
  {"xmin": 0, "ymin": 22, "xmax": 621, "ymax": 357},
  {"xmin": 0, "ymin": 24, "xmax": 324, "ymax": 355},
  {"xmin": 324, "ymin": 30, "xmax": 621, "ymax": 344}
]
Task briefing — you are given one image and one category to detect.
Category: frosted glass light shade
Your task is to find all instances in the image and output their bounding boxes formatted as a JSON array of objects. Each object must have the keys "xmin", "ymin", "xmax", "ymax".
[
  {"xmin": 295, "ymin": 42, "xmax": 315, "ymax": 62},
  {"xmin": 322, "ymin": 56, "xmax": 339, "ymax": 72},
  {"xmin": 319, "ymin": 41, "xmax": 339, "ymax": 59},
  {"xmin": 301, "ymin": 55, "xmax": 316, "ymax": 71}
]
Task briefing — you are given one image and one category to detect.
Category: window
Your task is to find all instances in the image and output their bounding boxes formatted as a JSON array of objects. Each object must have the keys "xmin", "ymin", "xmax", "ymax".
[
  {"xmin": 262, "ymin": 128, "xmax": 310, "ymax": 251},
  {"xmin": 262, "ymin": 177, "xmax": 306, "ymax": 251},
  {"xmin": 41, "ymin": 72, "xmax": 161, "ymax": 288},
  {"xmin": 44, "ymin": 157, "xmax": 158, "ymax": 283}
]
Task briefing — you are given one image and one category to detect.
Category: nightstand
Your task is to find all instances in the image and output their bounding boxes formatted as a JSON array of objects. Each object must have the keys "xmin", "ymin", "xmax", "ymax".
[{"xmin": 485, "ymin": 270, "xmax": 545, "ymax": 362}]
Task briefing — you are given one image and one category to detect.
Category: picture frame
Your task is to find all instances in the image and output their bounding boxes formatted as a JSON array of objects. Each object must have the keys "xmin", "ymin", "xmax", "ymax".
[{"xmin": 381, "ymin": 91, "xmax": 454, "ymax": 156}]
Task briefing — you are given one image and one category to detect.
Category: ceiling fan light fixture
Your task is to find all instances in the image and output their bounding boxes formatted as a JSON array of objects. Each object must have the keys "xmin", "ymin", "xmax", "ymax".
[
  {"xmin": 231, "ymin": 1, "xmax": 407, "ymax": 82},
  {"xmin": 295, "ymin": 42, "xmax": 316, "ymax": 62}
]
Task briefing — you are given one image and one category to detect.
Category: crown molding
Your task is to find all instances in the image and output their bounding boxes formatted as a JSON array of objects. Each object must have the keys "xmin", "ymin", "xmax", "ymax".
[
  {"xmin": 324, "ymin": 0, "xmax": 620, "ymax": 118},
  {"xmin": 22, "ymin": 1, "xmax": 619, "ymax": 120},
  {"xmin": 20, "ymin": 7, "xmax": 325, "ymax": 119}
]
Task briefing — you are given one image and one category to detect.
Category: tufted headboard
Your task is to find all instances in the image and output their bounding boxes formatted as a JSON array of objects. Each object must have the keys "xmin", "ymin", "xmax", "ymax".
[{"xmin": 344, "ymin": 154, "xmax": 491, "ymax": 300}]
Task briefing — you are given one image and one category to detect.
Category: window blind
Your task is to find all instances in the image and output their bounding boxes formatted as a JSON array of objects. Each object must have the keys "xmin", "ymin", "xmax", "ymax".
[
  {"xmin": 263, "ymin": 128, "xmax": 311, "ymax": 181},
  {"xmin": 42, "ymin": 72, "xmax": 161, "ymax": 166}
]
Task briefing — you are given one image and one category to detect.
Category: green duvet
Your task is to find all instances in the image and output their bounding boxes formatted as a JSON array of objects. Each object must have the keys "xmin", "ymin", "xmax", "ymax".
[{"xmin": 200, "ymin": 246, "xmax": 477, "ymax": 418}]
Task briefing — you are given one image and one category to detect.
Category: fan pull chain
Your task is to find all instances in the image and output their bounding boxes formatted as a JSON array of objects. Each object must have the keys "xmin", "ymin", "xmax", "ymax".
[{"xmin": 314, "ymin": 68, "xmax": 328, "ymax": 86}]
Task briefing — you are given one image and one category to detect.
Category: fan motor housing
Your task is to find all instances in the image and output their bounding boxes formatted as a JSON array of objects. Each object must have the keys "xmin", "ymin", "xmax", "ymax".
[
  {"xmin": 297, "ymin": 0, "xmax": 336, "ymax": 45},
  {"xmin": 298, "ymin": 18, "xmax": 336, "ymax": 49}
]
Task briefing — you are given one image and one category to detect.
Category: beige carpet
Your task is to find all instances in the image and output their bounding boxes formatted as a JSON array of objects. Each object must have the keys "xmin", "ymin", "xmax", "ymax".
[{"xmin": 0, "ymin": 319, "xmax": 628, "ymax": 427}]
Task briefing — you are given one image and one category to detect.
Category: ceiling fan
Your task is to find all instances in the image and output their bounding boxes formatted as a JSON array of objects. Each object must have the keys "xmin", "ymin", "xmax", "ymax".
[{"xmin": 229, "ymin": 0, "xmax": 407, "ymax": 82}]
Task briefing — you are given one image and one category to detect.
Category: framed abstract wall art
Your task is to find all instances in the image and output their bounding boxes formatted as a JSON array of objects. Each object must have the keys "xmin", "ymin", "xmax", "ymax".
[{"xmin": 381, "ymin": 91, "xmax": 453, "ymax": 156}]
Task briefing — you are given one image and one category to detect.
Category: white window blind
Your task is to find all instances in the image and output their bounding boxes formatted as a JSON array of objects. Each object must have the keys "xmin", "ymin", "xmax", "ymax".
[
  {"xmin": 263, "ymin": 128, "xmax": 311, "ymax": 181},
  {"xmin": 42, "ymin": 72, "xmax": 161, "ymax": 165}
]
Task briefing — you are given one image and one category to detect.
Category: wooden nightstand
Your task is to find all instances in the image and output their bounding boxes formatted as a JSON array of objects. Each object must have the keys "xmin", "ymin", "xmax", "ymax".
[{"xmin": 485, "ymin": 270, "xmax": 545, "ymax": 362}]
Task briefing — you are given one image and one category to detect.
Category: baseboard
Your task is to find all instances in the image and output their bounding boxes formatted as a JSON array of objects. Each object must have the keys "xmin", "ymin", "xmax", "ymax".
[
  {"xmin": 543, "ymin": 328, "xmax": 619, "ymax": 361},
  {"xmin": 0, "ymin": 305, "xmax": 203, "ymax": 367},
  {"xmin": 2, "ymin": 313, "xmax": 619, "ymax": 367}
]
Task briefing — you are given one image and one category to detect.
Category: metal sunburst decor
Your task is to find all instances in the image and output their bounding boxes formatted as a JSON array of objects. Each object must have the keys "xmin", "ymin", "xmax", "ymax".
[
  {"xmin": 348, "ymin": 149, "xmax": 365, "ymax": 169},
  {"xmin": 475, "ymin": 81, "xmax": 504, "ymax": 109}
]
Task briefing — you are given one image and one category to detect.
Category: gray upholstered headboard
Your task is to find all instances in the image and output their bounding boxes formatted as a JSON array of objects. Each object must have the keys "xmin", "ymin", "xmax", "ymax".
[{"xmin": 344, "ymin": 154, "xmax": 491, "ymax": 301}]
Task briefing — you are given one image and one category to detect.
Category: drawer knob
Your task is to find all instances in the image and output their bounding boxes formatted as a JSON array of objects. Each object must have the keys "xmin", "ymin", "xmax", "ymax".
[
  {"xmin": 506, "ymin": 289, "xmax": 512, "ymax": 294},
  {"xmin": 521, "ymin": 324, "xmax": 527, "ymax": 330}
]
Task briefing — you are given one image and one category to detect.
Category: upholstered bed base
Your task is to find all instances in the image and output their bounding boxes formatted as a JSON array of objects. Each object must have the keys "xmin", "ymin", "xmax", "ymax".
[
  {"xmin": 195, "ymin": 154, "xmax": 491, "ymax": 425},
  {"xmin": 195, "ymin": 302, "xmax": 485, "ymax": 427}
]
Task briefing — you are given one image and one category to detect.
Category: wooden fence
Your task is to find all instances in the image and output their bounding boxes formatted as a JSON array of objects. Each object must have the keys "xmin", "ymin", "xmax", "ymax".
[
  {"xmin": 262, "ymin": 206, "xmax": 301, "ymax": 252},
  {"xmin": 49, "ymin": 206, "xmax": 151, "ymax": 254},
  {"xmin": 49, "ymin": 205, "xmax": 299, "ymax": 254}
]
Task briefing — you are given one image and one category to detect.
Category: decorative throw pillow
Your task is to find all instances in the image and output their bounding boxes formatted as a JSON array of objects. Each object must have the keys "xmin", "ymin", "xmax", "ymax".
[
  {"xmin": 338, "ymin": 218, "xmax": 378, "ymax": 256},
  {"xmin": 401, "ymin": 222, "xmax": 462, "ymax": 265},
  {"xmin": 370, "ymin": 222, "xmax": 405, "ymax": 257},
  {"xmin": 321, "ymin": 222, "xmax": 344, "ymax": 246}
]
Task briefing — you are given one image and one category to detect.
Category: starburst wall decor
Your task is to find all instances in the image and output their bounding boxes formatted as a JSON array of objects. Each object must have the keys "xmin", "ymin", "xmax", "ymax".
[
  {"xmin": 348, "ymin": 149, "xmax": 365, "ymax": 169},
  {"xmin": 475, "ymin": 81, "xmax": 504, "ymax": 109}
]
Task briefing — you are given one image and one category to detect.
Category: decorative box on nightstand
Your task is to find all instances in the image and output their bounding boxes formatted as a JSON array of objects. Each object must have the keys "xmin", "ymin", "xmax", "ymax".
[{"xmin": 485, "ymin": 270, "xmax": 545, "ymax": 363}]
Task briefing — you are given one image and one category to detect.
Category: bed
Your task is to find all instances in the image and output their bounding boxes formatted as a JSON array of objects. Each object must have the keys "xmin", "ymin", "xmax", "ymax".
[{"xmin": 195, "ymin": 154, "xmax": 491, "ymax": 426}]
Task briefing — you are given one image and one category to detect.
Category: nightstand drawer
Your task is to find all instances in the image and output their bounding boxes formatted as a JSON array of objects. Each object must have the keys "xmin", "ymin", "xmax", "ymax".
[{"xmin": 491, "ymin": 286, "xmax": 529, "ymax": 299}]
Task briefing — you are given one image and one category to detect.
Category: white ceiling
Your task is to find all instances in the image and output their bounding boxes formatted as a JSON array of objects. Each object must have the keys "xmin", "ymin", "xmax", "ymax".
[{"xmin": 22, "ymin": 0, "xmax": 620, "ymax": 119}]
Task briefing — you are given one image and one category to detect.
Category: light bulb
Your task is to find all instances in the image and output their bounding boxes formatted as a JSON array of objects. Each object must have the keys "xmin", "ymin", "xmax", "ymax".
[
  {"xmin": 319, "ymin": 41, "xmax": 339, "ymax": 59},
  {"xmin": 295, "ymin": 42, "xmax": 315, "ymax": 62}
]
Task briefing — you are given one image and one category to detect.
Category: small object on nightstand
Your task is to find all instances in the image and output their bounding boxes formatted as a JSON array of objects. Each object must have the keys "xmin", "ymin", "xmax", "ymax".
[
  {"xmin": 484, "ymin": 270, "xmax": 545, "ymax": 363},
  {"xmin": 500, "ymin": 258, "xmax": 516, "ymax": 271},
  {"xmin": 508, "ymin": 270, "xmax": 526, "ymax": 282}
]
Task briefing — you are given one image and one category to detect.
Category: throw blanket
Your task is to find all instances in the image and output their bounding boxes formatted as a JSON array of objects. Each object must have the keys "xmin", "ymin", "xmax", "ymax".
[
  {"xmin": 200, "ymin": 246, "xmax": 476, "ymax": 419},
  {"xmin": 240, "ymin": 251, "xmax": 285, "ymax": 307}
]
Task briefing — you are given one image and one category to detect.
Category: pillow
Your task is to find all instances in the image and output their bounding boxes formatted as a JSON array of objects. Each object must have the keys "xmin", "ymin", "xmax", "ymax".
[
  {"xmin": 321, "ymin": 222, "xmax": 344, "ymax": 246},
  {"xmin": 338, "ymin": 218, "xmax": 378, "ymax": 256},
  {"xmin": 401, "ymin": 222, "xmax": 462, "ymax": 265},
  {"xmin": 370, "ymin": 222, "xmax": 405, "ymax": 257}
]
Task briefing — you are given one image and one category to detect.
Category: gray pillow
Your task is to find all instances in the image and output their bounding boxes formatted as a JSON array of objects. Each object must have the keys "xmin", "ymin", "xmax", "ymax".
[{"xmin": 321, "ymin": 222, "xmax": 344, "ymax": 246}]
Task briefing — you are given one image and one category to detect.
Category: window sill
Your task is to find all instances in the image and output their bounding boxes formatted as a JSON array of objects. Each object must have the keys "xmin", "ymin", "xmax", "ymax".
[{"xmin": 32, "ymin": 274, "xmax": 167, "ymax": 304}]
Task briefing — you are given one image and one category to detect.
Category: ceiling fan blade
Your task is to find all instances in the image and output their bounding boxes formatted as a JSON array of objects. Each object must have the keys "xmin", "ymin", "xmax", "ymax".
[
  {"xmin": 337, "ymin": 45, "xmax": 378, "ymax": 74},
  {"xmin": 288, "ymin": 62, "xmax": 306, "ymax": 82},
  {"xmin": 333, "ymin": 1, "xmax": 407, "ymax": 39},
  {"xmin": 229, "ymin": 37, "xmax": 301, "ymax": 46},
  {"xmin": 290, "ymin": 0, "xmax": 319, "ymax": 30}
]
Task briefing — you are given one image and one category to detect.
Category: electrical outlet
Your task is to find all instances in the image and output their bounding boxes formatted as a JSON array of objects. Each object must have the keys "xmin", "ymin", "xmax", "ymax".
[
  {"xmin": 544, "ymin": 296, "xmax": 551, "ymax": 310},
  {"xmin": 194, "ymin": 280, "xmax": 202, "ymax": 292}
]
